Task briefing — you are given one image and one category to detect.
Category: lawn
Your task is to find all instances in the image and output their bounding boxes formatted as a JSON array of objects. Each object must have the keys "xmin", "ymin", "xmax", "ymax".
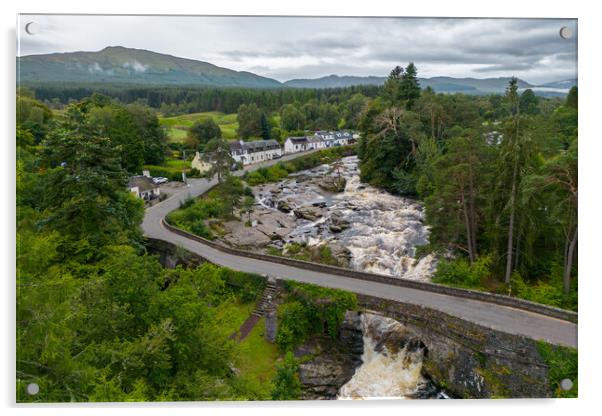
[
  {"xmin": 237, "ymin": 318, "xmax": 279, "ymax": 385},
  {"xmin": 159, "ymin": 111, "xmax": 240, "ymax": 142},
  {"xmin": 215, "ymin": 298, "xmax": 279, "ymax": 395}
]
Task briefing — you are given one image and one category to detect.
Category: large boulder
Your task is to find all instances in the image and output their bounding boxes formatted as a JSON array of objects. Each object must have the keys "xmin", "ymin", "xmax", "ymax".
[
  {"xmin": 318, "ymin": 176, "xmax": 347, "ymax": 193},
  {"xmin": 329, "ymin": 212, "xmax": 351, "ymax": 233},
  {"xmin": 294, "ymin": 205, "xmax": 324, "ymax": 222},
  {"xmin": 276, "ymin": 199, "xmax": 293, "ymax": 213}
]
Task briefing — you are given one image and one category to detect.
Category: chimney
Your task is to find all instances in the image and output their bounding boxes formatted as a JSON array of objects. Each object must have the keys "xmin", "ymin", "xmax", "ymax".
[{"xmin": 142, "ymin": 169, "xmax": 151, "ymax": 178}]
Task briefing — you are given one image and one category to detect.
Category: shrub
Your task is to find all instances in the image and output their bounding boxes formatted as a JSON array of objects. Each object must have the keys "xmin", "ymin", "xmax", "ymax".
[
  {"xmin": 433, "ymin": 255, "xmax": 492, "ymax": 288},
  {"xmin": 271, "ymin": 352, "xmax": 301, "ymax": 400},
  {"xmin": 537, "ymin": 341, "xmax": 578, "ymax": 398},
  {"xmin": 190, "ymin": 220, "xmax": 213, "ymax": 240},
  {"xmin": 276, "ymin": 282, "xmax": 357, "ymax": 351},
  {"xmin": 276, "ymin": 301, "xmax": 309, "ymax": 351}
]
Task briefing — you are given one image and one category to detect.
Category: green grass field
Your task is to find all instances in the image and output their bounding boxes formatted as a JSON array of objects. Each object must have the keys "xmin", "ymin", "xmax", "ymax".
[
  {"xmin": 215, "ymin": 298, "xmax": 279, "ymax": 395},
  {"xmin": 159, "ymin": 111, "xmax": 240, "ymax": 142}
]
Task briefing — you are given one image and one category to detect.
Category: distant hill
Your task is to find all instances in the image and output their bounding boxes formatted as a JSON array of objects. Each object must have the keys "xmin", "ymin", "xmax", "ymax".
[
  {"xmin": 284, "ymin": 75, "xmax": 386, "ymax": 88},
  {"xmin": 537, "ymin": 79, "xmax": 577, "ymax": 89},
  {"xmin": 17, "ymin": 46, "xmax": 576, "ymax": 95},
  {"xmin": 17, "ymin": 46, "xmax": 282, "ymax": 88},
  {"xmin": 284, "ymin": 74, "xmax": 543, "ymax": 94}
]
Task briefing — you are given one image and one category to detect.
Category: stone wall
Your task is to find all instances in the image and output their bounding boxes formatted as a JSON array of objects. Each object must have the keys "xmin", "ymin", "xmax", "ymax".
[
  {"xmin": 144, "ymin": 237, "xmax": 209, "ymax": 269},
  {"xmin": 356, "ymin": 294, "xmax": 552, "ymax": 398},
  {"xmin": 162, "ymin": 219, "xmax": 577, "ymax": 323}
]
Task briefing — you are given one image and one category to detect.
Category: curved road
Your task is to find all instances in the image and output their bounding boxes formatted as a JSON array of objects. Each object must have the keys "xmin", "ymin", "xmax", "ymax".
[{"xmin": 142, "ymin": 152, "xmax": 577, "ymax": 348}]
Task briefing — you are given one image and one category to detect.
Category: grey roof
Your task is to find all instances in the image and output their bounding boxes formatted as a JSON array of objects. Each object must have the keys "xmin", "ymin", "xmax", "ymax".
[
  {"xmin": 128, "ymin": 176, "xmax": 157, "ymax": 192},
  {"xmin": 287, "ymin": 136, "xmax": 309, "ymax": 144},
  {"xmin": 229, "ymin": 140, "xmax": 244, "ymax": 155},
  {"xmin": 242, "ymin": 139, "xmax": 281, "ymax": 153}
]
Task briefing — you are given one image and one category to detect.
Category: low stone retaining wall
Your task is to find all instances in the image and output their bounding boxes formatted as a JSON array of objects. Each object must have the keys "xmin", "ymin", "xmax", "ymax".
[{"xmin": 161, "ymin": 218, "xmax": 578, "ymax": 323}]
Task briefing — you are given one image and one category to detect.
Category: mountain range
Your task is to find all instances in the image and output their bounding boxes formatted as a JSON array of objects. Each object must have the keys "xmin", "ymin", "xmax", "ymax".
[{"xmin": 18, "ymin": 46, "xmax": 576, "ymax": 95}]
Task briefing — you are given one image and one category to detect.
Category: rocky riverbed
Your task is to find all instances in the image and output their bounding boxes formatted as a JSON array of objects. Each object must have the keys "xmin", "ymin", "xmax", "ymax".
[{"xmin": 220, "ymin": 155, "xmax": 437, "ymax": 282}]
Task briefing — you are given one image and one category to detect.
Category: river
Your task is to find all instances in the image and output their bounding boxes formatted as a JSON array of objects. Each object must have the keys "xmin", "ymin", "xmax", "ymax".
[{"xmin": 253, "ymin": 155, "xmax": 437, "ymax": 282}]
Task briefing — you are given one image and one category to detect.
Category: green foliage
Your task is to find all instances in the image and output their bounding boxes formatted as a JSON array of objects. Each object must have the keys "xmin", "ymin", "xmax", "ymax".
[
  {"xmin": 519, "ymin": 89, "xmax": 540, "ymax": 115},
  {"xmin": 203, "ymin": 138, "xmax": 234, "ymax": 183},
  {"xmin": 382, "ymin": 63, "xmax": 421, "ymax": 108},
  {"xmin": 537, "ymin": 341, "xmax": 578, "ymax": 398},
  {"xmin": 187, "ymin": 117, "xmax": 222, "ymax": 149},
  {"xmin": 358, "ymin": 106, "xmax": 423, "ymax": 193},
  {"xmin": 276, "ymin": 301, "xmax": 311, "ymax": 351},
  {"xmin": 237, "ymin": 103, "xmax": 262, "ymax": 139},
  {"xmin": 433, "ymin": 256, "xmax": 492, "ymax": 289},
  {"xmin": 565, "ymin": 86, "xmax": 577, "ymax": 110},
  {"xmin": 39, "ymin": 127, "xmax": 144, "ymax": 260},
  {"xmin": 166, "ymin": 194, "xmax": 226, "ymax": 238},
  {"xmin": 271, "ymin": 352, "xmax": 301, "ymax": 400},
  {"xmin": 276, "ymin": 282, "xmax": 357, "ymax": 351},
  {"xmin": 358, "ymin": 71, "xmax": 578, "ymax": 309},
  {"xmin": 218, "ymin": 175, "xmax": 245, "ymax": 217},
  {"xmin": 280, "ymin": 103, "xmax": 306, "ymax": 131}
]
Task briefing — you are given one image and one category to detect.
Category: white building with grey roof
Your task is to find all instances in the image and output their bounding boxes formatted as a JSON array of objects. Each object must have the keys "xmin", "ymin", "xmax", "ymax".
[{"xmin": 229, "ymin": 139, "xmax": 282, "ymax": 166}]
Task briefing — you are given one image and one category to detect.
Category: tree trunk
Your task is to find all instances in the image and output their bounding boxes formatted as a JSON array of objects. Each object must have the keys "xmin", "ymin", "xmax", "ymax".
[
  {"xmin": 564, "ymin": 227, "xmax": 577, "ymax": 295},
  {"xmin": 504, "ymin": 161, "xmax": 518, "ymax": 284},
  {"xmin": 461, "ymin": 187, "xmax": 475, "ymax": 263},
  {"xmin": 468, "ymin": 161, "xmax": 478, "ymax": 259},
  {"xmin": 504, "ymin": 111, "xmax": 521, "ymax": 285}
]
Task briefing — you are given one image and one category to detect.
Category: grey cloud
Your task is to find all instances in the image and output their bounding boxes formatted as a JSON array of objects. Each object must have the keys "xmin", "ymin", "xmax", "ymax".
[{"xmin": 17, "ymin": 15, "xmax": 577, "ymax": 85}]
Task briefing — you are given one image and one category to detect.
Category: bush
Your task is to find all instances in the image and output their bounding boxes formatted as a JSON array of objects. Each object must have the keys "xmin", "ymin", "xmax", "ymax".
[
  {"xmin": 510, "ymin": 270, "xmax": 574, "ymax": 310},
  {"xmin": 276, "ymin": 301, "xmax": 310, "ymax": 351},
  {"xmin": 276, "ymin": 282, "xmax": 357, "ymax": 351},
  {"xmin": 433, "ymin": 255, "xmax": 492, "ymax": 288},
  {"xmin": 219, "ymin": 269, "xmax": 265, "ymax": 303},
  {"xmin": 271, "ymin": 352, "xmax": 301, "ymax": 400},
  {"xmin": 190, "ymin": 220, "xmax": 213, "ymax": 240},
  {"xmin": 537, "ymin": 341, "xmax": 578, "ymax": 398}
]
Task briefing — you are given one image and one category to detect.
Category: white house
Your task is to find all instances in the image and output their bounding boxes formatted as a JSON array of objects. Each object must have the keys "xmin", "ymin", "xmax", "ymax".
[
  {"xmin": 191, "ymin": 151, "xmax": 213, "ymax": 174},
  {"xmin": 314, "ymin": 130, "xmax": 335, "ymax": 141},
  {"xmin": 332, "ymin": 131, "xmax": 352, "ymax": 146},
  {"xmin": 307, "ymin": 136, "xmax": 326, "ymax": 150},
  {"xmin": 284, "ymin": 136, "xmax": 310, "ymax": 154},
  {"xmin": 229, "ymin": 139, "xmax": 282, "ymax": 166},
  {"xmin": 313, "ymin": 130, "xmax": 353, "ymax": 147},
  {"xmin": 128, "ymin": 175, "xmax": 160, "ymax": 200}
]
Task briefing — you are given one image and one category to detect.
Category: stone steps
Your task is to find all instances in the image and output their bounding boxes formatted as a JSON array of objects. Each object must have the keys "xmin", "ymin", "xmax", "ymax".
[{"xmin": 252, "ymin": 281, "xmax": 278, "ymax": 317}]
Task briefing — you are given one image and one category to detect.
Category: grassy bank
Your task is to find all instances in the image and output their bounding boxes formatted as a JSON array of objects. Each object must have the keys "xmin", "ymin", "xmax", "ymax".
[{"xmin": 160, "ymin": 111, "xmax": 239, "ymax": 142}]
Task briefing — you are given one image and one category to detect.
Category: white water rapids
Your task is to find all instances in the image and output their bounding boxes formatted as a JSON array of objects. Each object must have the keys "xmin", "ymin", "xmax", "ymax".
[
  {"xmin": 253, "ymin": 155, "xmax": 437, "ymax": 282},
  {"xmin": 338, "ymin": 313, "xmax": 447, "ymax": 400}
]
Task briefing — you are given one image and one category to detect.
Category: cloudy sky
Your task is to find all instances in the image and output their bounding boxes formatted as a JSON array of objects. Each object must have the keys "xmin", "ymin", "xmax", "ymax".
[{"xmin": 18, "ymin": 15, "xmax": 577, "ymax": 84}]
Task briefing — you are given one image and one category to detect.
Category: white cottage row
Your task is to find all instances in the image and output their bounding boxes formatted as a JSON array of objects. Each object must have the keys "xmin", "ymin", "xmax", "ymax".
[
  {"xmin": 229, "ymin": 139, "xmax": 283, "ymax": 166},
  {"xmin": 222, "ymin": 131, "xmax": 355, "ymax": 167},
  {"xmin": 283, "ymin": 131, "xmax": 354, "ymax": 154}
]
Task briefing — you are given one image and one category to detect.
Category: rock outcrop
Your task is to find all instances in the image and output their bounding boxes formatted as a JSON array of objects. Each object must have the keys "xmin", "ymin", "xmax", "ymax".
[
  {"xmin": 296, "ymin": 311, "xmax": 364, "ymax": 400},
  {"xmin": 318, "ymin": 176, "xmax": 347, "ymax": 193}
]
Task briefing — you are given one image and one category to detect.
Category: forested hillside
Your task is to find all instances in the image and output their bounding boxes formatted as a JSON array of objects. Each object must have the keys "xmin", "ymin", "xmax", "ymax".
[
  {"xmin": 16, "ymin": 91, "xmax": 275, "ymax": 401},
  {"xmin": 356, "ymin": 64, "xmax": 578, "ymax": 309}
]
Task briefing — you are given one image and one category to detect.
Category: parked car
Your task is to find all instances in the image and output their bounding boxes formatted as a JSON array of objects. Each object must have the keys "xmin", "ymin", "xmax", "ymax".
[{"xmin": 152, "ymin": 177, "xmax": 168, "ymax": 184}]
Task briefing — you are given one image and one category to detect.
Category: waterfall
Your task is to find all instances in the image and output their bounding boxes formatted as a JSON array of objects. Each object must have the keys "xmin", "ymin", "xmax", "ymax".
[{"xmin": 338, "ymin": 313, "xmax": 445, "ymax": 400}]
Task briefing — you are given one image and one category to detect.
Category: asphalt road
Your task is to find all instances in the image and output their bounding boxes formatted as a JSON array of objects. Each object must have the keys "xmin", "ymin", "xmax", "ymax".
[{"xmin": 142, "ymin": 151, "xmax": 578, "ymax": 348}]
